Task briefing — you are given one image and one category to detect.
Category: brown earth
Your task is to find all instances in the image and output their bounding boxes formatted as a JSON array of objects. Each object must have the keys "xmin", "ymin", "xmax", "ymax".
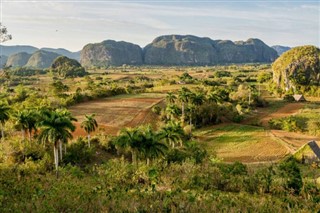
[
  {"xmin": 70, "ymin": 96, "xmax": 163, "ymax": 137},
  {"xmin": 260, "ymin": 103, "xmax": 304, "ymax": 127}
]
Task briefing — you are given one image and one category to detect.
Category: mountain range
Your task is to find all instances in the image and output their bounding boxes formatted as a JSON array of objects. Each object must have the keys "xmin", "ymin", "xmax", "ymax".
[{"xmin": 0, "ymin": 35, "xmax": 292, "ymax": 69}]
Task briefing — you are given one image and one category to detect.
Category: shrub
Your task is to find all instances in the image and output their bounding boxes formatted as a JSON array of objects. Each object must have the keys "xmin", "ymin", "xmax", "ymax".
[
  {"xmin": 63, "ymin": 138, "xmax": 95, "ymax": 167},
  {"xmin": 279, "ymin": 158, "xmax": 303, "ymax": 194}
]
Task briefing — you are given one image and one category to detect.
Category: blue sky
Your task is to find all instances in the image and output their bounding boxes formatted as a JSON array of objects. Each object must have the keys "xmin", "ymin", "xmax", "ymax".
[{"xmin": 1, "ymin": 0, "xmax": 319, "ymax": 51}]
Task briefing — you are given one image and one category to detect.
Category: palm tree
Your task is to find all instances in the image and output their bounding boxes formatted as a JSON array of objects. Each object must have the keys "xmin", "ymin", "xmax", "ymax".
[
  {"xmin": 178, "ymin": 87, "xmax": 191, "ymax": 123},
  {"xmin": 140, "ymin": 126, "xmax": 168, "ymax": 165},
  {"xmin": 115, "ymin": 126, "xmax": 168, "ymax": 165},
  {"xmin": 159, "ymin": 121, "xmax": 184, "ymax": 148},
  {"xmin": 38, "ymin": 109, "xmax": 75, "ymax": 175},
  {"xmin": 115, "ymin": 127, "xmax": 142, "ymax": 166},
  {"xmin": 207, "ymin": 90, "xmax": 222, "ymax": 104},
  {"xmin": 191, "ymin": 92, "xmax": 205, "ymax": 106},
  {"xmin": 13, "ymin": 109, "xmax": 38, "ymax": 141},
  {"xmin": 165, "ymin": 104, "xmax": 180, "ymax": 120},
  {"xmin": 56, "ymin": 109, "xmax": 77, "ymax": 158},
  {"xmin": 166, "ymin": 92, "xmax": 177, "ymax": 104},
  {"xmin": 0, "ymin": 103, "xmax": 10, "ymax": 141},
  {"xmin": 81, "ymin": 114, "xmax": 98, "ymax": 147}
]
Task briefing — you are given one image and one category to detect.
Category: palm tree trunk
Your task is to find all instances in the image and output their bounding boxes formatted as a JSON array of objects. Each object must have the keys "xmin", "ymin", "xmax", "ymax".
[
  {"xmin": 21, "ymin": 130, "xmax": 25, "ymax": 140},
  {"xmin": 132, "ymin": 151, "xmax": 137, "ymax": 166},
  {"xmin": 88, "ymin": 134, "xmax": 91, "ymax": 147},
  {"xmin": 54, "ymin": 143, "xmax": 59, "ymax": 177},
  {"xmin": 59, "ymin": 140, "xmax": 63, "ymax": 161},
  {"xmin": 1, "ymin": 123, "xmax": 4, "ymax": 141},
  {"xmin": 147, "ymin": 158, "xmax": 150, "ymax": 166},
  {"xmin": 181, "ymin": 102, "xmax": 185, "ymax": 119},
  {"xmin": 64, "ymin": 144, "xmax": 67, "ymax": 155},
  {"xmin": 28, "ymin": 130, "xmax": 32, "ymax": 142}
]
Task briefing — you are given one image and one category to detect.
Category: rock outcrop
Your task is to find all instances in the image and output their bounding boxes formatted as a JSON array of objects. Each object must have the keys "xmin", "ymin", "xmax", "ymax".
[
  {"xmin": 25, "ymin": 50, "xmax": 61, "ymax": 69},
  {"xmin": 6, "ymin": 52, "xmax": 32, "ymax": 67},
  {"xmin": 143, "ymin": 35, "xmax": 278, "ymax": 65},
  {"xmin": 41, "ymin": 48, "xmax": 80, "ymax": 61},
  {"xmin": 272, "ymin": 45, "xmax": 320, "ymax": 90},
  {"xmin": 272, "ymin": 45, "xmax": 291, "ymax": 56},
  {"xmin": 80, "ymin": 40, "xmax": 143, "ymax": 67},
  {"xmin": 144, "ymin": 35, "xmax": 216, "ymax": 65},
  {"xmin": 0, "ymin": 45, "xmax": 38, "ymax": 56}
]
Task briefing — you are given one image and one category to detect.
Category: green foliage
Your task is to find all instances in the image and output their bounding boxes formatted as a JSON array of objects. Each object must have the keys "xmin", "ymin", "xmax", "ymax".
[
  {"xmin": 269, "ymin": 116, "xmax": 300, "ymax": 132},
  {"xmin": 272, "ymin": 45, "xmax": 320, "ymax": 90},
  {"xmin": 307, "ymin": 119, "xmax": 320, "ymax": 136},
  {"xmin": 9, "ymin": 67, "xmax": 46, "ymax": 76},
  {"xmin": 279, "ymin": 158, "xmax": 303, "ymax": 194},
  {"xmin": 214, "ymin": 70, "xmax": 232, "ymax": 78},
  {"xmin": 282, "ymin": 94, "xmax": 295, "ymax": 102},
  {"xmin": 179, "ymin": 72, "xmax": 194, "ymax": 83},
  {"xmin": 51, "ymin": 56, "xmax": 87, "ymax": 78},
  {"xmin": 50, "ymin": 80, "xmax": 69, "ymax": 96},
  {"xmin": 63, "ymin": 138, "xmax": 95, "ymax": 167},
  {"xmin": 257, "ymin": 71, "xmax": 272, "ymax": 83}
]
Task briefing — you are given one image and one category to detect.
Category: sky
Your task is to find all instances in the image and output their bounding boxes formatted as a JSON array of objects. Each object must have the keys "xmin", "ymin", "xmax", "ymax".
[{"xmin": 0, "ymin": 0, "xmax": 319, "ymax": 51}]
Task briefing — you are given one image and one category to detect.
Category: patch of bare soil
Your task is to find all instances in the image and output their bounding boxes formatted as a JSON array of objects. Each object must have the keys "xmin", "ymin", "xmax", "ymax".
[{"xmin": 260, "ymin": 103, "xmax": 304, "ymax": 127}]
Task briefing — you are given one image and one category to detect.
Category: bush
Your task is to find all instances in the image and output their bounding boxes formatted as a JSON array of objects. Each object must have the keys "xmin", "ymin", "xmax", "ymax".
[
  {"xmin": 63, "ymin": 138, "xmax": 95, "ymax": 167},
  {"xmin": 283, "ymin": 94, "xmax": 295, "ymax": 102},
  {"xmin": 279, "ymin": 158, "xmax": 303, "ymax": 194}
]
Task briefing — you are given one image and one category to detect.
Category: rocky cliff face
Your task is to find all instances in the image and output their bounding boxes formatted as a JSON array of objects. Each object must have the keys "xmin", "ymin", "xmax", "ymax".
[
  {"xmin": 144, "ymin": 35, "xmax": 278, "ymax": 65},
  {"xmin": 6, "ymin": 52, "xmax": 32, "ymax": 67},
  {"xmin": 80, "ymin": 40, "xmax": 143, "ymax": 67},
  {"xmin": 272, "ymin": 45, "xmax": 320, "ymax": 90},
  {"xmin": 0, "ymin": 45, "xmax": 38, "ymax": 56},
  {"xmin": 272, "ymin": 45, "xmax": 291, "ymax": 56},
  {"xmin": 80, "ymin": 35, "xmax": 279, "ymax": 67},
  {"xmin": 41, "ymin": 48, "xmax": 80, "ymax": 61},
  {"xmin": 144, "ymin": 35, "xmax": 217, "ymax": 65},
  {"xmin": 216, "ymin": 38, "xmax": 278, "ymax": 63},
  {"xmin": 25, "ymin": 50, "xmax": 61, "ymax": 69}
]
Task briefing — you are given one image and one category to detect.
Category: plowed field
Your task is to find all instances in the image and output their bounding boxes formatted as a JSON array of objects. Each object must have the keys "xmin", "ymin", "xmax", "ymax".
[{"xmin": 69, "ymin": 94, "xmax": 164, "ymax": 136}]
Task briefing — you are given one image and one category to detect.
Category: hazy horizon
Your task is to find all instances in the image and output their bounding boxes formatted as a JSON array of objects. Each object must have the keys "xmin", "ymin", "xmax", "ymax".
[{"xmin": 1, "ymin": 0, "xmax": 319, "ymax": 52}]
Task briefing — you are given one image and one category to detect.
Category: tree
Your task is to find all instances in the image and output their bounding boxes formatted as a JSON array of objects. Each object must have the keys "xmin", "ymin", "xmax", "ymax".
[
  {"xmin": 51, "ymin": 56, "xmax": 87, "ymax": 78},
  {"xmin": 166, "ymin": 92, "xmax": 176, "ymax": 104},
  {"xmin": 207, "ymin": 90, "xmax": 222, "ymax": 104},
  {"xmin": 13, "ymin": 109, "xmax": 38, "ymax": 141},
  {"xmin": 50, "ymin": 80, "xmax": 69, "ymax": 97},
  {"xmin": 114, "ymin": 127, "xmax": 142, "ymax": 166},
  {"xmin": 38, "ymin": 109, "xmax": 75, "ymax": 175},
  {"xmin": 159, "ymin": 121, "xmax": 184, "ymax": 148},
  {"xmin": 279, "ymin": 158, "xmax": 303, "ymax": 194},
  {"xmin": 0, "ymin": 103, "xmax": 10, "ymax": 140},
  {"xmin": 140, "ymin": 126, "xmax": 168, "ymax": 165},
  {"xmin": 165, "ymin": 104, "xmax": 180, "ymax": 120},
  {"xmin": 114, "ymin": 126, "xmax": 168, "ymax": 165},
  {"xmin": 272, "ymin": 45, "xmax": 320, "ymax": 90},
  {"xmin": 81, "ymin": 114, "xmax": 98, "ymax": 147},
  {"xmin": 191, "ymin": 92, "xmax": 205, "ymax": 106},
  {"xmin": 178, "ymin": 87, "xmax": 191, "ymax": 123},
  {"xmin": 0, "ymin": 23, "xmax": 12, "ymax": 43}
]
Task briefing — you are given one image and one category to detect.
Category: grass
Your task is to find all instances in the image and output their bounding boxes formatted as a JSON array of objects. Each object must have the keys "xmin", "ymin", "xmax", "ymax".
[{"xmin": 195, "ymin": 124, "xmax": 288, "ymax": 162}]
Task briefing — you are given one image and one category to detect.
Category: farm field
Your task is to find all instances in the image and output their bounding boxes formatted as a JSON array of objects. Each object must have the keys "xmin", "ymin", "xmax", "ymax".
[
  {"xmin": 69, "ymin": 93, "xmax": 165, "ymax": 136},
  {"xmin": 195, "ymin": 102, "xmax": 320, "ymax": 163},
  {"xmin": 195, "ymin": 124, "xmax": 289, "ymax": 162}
]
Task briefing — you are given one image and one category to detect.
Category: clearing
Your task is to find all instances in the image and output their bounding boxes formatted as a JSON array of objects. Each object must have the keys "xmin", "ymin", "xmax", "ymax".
[
  {"xmin": 69, "ymin": 93, "xmax": 164, "ymax": 136},
  {"xmin": 196, "ymin": 102, "xmax": 320, "ymax": 163}
]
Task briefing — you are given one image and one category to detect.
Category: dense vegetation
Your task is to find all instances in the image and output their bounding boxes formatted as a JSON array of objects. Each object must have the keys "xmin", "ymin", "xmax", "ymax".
[
  {"xmin": 272, "ymin": 45, "xmax": 320, "ymax": 94},
  {"xmin": 51, "ymin": 56, "xmax": 87, "ymax": 78},
  {"xmin": 0, "ymin": 62, "xmax": 319, "ymax": 212}
]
